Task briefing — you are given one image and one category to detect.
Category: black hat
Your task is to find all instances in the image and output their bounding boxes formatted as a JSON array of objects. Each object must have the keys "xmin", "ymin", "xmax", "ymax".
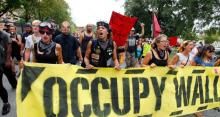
[{"xmin": 96, "ymin": 21, "xmax": 110, "ymax": 32}]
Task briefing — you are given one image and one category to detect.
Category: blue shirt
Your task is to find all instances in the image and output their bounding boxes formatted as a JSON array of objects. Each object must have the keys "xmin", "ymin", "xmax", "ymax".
[{"xmin": 194, "ymin": 56, "xmax": 215, "ymax": 66}]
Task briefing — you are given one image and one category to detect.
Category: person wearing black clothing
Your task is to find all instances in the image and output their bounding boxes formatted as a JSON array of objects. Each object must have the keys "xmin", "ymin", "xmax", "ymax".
[
  {"xmin": 0, "ymin": 21, "xmax": 17, "ymax": 115},
  {"xmin": 21, "ymin": 23, "xmax": 32, "ymax": 57},
  {"xmin": 55, "ymin": 21, "xmax": 82, "ymax": 64},
  {"xmin": 84, "ymin": 21, "xmax": 119, "ymax": 69},
  {"xmin": 142, "ymin": 34, "xmax": 169, "ymax": 67},
  {"xmin": 9, "ymin": 25, "xmax": 22, "ymax": 74},
  {"xmin": 32, "ymin": 22, "xmax": 63, "ymax": 64},
  {"xmin": 79, "ymin": 24, "xmax": 94, "ymax": 67},
  {"xmin": 50, "ymin": 21, "xmax": 61, "ymax": 41}
]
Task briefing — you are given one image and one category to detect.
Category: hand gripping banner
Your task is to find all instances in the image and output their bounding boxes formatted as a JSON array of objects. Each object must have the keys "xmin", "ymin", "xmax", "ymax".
[{"xmin": 16, "ymin": 63, "xmax": 220, "ymax": 117}]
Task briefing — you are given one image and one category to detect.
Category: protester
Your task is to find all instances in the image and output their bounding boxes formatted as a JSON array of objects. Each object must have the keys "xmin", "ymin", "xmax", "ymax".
[
  {"xmin": 125, "ymin": 23, "xmax": 144, "ymax": 68},
  {"xmin": 190, "ymin": 44, "xmax": 219, "ymax": 117},
  {"xmin": 49, "ymin": 20, "xmax": 61, "ymax": 41},
  {"xmin": 142, "ymin": 34, "xmax": 169, "ymax": 67},
  {"xmin": 190, "ymin": 44, "xmax": 219, "ymax": 66},
  {"xmin": 141, "ymin": 38, "xmax": 151, "ymax": 60},
  {"xmin": 21, "ymin": 23, "xmax": 32, "ymax": 57},
  {"xmin": 24, "ymin": 20, "xmax": 41, "ymax": 62},
  {"xmin": 0, "ymin": 20, "xmax": 17, "ymax": 116},
  {"xmin": 169, "ymin": 40, "xmax": 194, "ymax": 68},
  {"xmin": 9, "ymin": 25, "xmax": 22, "ymax": 76},
  {"xmin": 32, "ymin": 22, "xmax": 63, "ymax": 64},
  {"xmin": 79, "ymin": 24, "xmax": 94, "ymax": 67},
  {"xmin": 84, "ymin": 21, "xmax": 119, "ymax": 69},
  {"xmin": 55, "ymin": 21, "xmax": 82, "ymax": 65},
  {"xmin": 135, "ymin": 38, "xmax": 143, "ymax": 67}
]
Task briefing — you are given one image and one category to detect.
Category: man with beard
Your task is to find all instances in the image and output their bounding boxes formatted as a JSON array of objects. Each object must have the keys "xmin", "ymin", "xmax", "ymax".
[{"xmin": 21, "ymin": 23, "xmax": 32, "ymax": 57}]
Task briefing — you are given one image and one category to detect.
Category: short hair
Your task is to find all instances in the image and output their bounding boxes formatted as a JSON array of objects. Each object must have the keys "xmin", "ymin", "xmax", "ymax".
[
  {"xmin": 32, "ymin": 20, "xmax": 41, "ymax": 25},
  {"xmin": 61, "ymin": 21, "xmax": 70, "ymax": 27}
]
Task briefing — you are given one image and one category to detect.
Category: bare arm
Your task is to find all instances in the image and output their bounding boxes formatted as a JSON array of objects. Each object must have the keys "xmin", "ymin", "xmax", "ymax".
[
  {"xmin": 76, "ymin": 47, "xmax": 83, "ymax": 62},
  {"xmin": 142, "ymin": 52, "xmax": 152, "ymax": 66},
  {"xmin": 56, "ymin": 44, "xmax": 64, "ymax": 64},
  {"xmin": 140, "ymin": 23, "xmax": 145, "ymax": 37},
  {"xmin": 79, "ymin": 33, "xmax": 84, "ymax": 45},
  {"xmin": 5, "ymin": 43, "xmax": 12, "ymax": 68},
  {"xmin": 168, "ymin": 54, "xmax": 179, "ymax": 68},
  {"xmin": 16, "ymin": 35, "xmax": 22, "ymax": 46},
  {"xmin": 24, "ymin": 48, "xmax": 31, "ymax": 61},
  {"xmin": 113, "ymin": 42, "xmax": 120, "ymax": 69},
  {"xmin": 190, "ymin": 60, "xmax": 197, "ymax": 66},
  {"xmin": 84, "ymin": 41, "xmax": 93, "ymax": 69}
]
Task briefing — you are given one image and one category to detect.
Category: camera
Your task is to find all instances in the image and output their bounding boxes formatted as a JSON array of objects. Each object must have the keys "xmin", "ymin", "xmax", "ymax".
[{"xmin": 10, "ymin": 32, "xmax": 16, "ymax": 38}]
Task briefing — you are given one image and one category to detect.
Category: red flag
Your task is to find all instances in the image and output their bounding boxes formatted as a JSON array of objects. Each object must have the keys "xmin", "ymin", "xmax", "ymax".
[
  {"xmin": 152, "ymin": 13, "xmax": 161, "ymax": 38},
  {"xmin": 109, "ymin": 11, "xmax": 137, "ymax": 46},
  {"xmin": 169, "ymin": 36, "xmax": 178, "ymax": 46}
]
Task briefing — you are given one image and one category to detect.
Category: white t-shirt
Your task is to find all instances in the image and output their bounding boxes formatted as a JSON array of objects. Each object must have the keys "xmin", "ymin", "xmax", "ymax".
[
  {"xmin": 25, "ymin": 34, "xmax": 41, "ymax": 62},
  {"xmin": 175, "ymin": 53, "xmax": 193, "ymax": 67},
  {"xmin": 190, "ymin": 47, "xmax": 198, "ymax": 58}
]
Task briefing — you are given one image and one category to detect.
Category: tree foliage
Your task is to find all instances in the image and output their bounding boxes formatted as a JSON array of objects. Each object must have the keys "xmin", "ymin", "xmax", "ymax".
[
  {"xmin": 124, "ymin": 0, "xmax": 220, "ymax": 39},
  {"xmin": 0, "ymin": 0, "xmax": 22, "ymax": 17},
  {"xmin": 203, "ymin": 28, "xmax": 220, "ymax": 44},
  {"xmin": 1, "ymin": 0, "xmax": 73, "ymax": 25}
]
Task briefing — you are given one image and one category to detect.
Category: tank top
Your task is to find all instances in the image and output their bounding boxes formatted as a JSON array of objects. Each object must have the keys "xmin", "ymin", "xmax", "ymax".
[
  {"xmin": 34, "ymin": 41, "xmax": 57, "ymax": 64},
  {"xmin": 11, "ymin": 34, "xmax": 21, "ymax": 57},
  {"xmin": 136, "ymin": 46, "xmax": 142, "ymax": 58},
  {"xmin": 81, "ymin": 33, "xmax": 93, "ymax": 54},
  {"xmin": 148, "ymin": 49, "xmax": 168, "ymax": 66}
]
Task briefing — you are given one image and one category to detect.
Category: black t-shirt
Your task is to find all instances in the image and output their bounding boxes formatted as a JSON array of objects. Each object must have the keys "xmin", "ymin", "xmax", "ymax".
[
  {"xmin": 21, "ymin": 32, "xmax": 32, "ymax": 44},
  {"xmin": 55, "ymin": 34, "xmax": 79, "ymax": 64}
]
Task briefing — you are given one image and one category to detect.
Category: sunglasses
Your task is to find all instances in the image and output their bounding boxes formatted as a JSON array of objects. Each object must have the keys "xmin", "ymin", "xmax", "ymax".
[
  {"xmin": 209, "ymin": 50, "xmax": 215, "ymax": 53},
  {"xmin": 39, "ymin": 30, "xmax": 52, "ymax": 35}
]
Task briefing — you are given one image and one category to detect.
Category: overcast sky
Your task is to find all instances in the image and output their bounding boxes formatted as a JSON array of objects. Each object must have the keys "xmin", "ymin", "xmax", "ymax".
[{"xmin": 65, "ymin": 0, "xmax": 125, "ymax": 27}]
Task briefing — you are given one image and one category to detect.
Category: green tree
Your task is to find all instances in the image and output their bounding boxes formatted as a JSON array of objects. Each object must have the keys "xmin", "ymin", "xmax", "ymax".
[
  {"xmin": 202, "ymin": 28, "xmax": 220, "ymax": 44},
  {"xmin": 124, "ymin": 0, "xmax": 220, "ymax": 39},
  {"xmin": 2, "ymin": 0, "xmax": 73, "ymax": 25},
  {"xmin": 0, "ymin": 0, "xmax": 21, "ymax": 17},
  {"xmin": 38, "ymin": 0, "xmax": 72, "ymax": 24}
]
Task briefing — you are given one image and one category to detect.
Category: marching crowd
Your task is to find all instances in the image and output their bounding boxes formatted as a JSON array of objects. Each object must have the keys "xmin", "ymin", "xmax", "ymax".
[{"xmin": 0, "ymin": 19, "xmax": 220, "ymax": 117}]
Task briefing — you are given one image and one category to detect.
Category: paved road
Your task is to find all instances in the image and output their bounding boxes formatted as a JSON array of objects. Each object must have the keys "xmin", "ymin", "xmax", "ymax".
[
  {"xmin": 0, "ymin": 70, "xmax": 220, "ymax": 117},
  {"xmin": 0, "ymin": 75, "xmax": 17, "ymax": 117}
]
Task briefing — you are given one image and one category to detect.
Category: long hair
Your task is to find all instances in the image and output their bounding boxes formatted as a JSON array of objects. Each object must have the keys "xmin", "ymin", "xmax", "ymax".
[
  {"xmin": 151, "ymin": 34, "xmax": 167, "ymax": 49},
  {"xmin": 178, "ymin": 40, "xmax": 192, "ymax": 52},
  {"xmin": 197, "ymin": 44, "xmax": 215, "ymax": 58}
]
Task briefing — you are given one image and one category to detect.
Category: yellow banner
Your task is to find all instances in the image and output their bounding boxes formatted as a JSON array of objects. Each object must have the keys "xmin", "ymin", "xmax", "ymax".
[{"xmin": 16, "ymin": 63, "xmax": 220, "ymax": 117}]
